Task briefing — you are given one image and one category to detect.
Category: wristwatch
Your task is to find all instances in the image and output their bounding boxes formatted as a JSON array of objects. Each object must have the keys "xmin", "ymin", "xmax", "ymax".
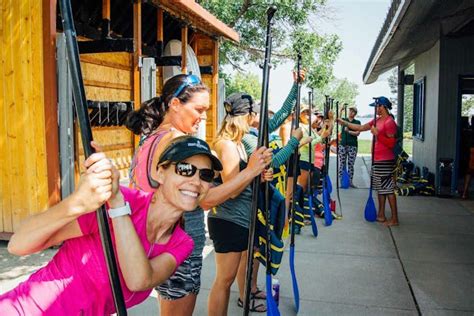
[{"xmin": 108, "ymin": 202, "xmax": 131, "ymax": 218}]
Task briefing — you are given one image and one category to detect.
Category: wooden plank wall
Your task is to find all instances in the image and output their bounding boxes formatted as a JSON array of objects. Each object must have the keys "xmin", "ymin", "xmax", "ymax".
[
  {"xmin": 0, "ymin": 0, "xmax": 49, "ymax": 235},
  {"xmin": 77, "ymin": 53, "xmax": 134, "ymax": 180},
  {"xmin": 196, "ymin": 35, "xmax": 219, "ymax": 144}
]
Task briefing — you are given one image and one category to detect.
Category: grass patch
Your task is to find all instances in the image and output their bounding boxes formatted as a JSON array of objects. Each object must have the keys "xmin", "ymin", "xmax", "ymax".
[{"xmin": 356, "ymin": 139, "xmax": 413, "ymax": 156}]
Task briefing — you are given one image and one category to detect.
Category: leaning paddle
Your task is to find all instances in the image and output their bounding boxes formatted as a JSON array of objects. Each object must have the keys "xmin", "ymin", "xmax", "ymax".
[
  {"xmin": 307, "ymin": 89, "xmax": 318, "ymax": 237},
  {"xmin": 335, "ymin": 101, "xmax": 343, "ymax": 218},
  {"xmin": 58, "ymin": 0, "xmax": 127, "ymax": 314},
  {"xmin": 364, "ymin": 102, "xmax": 377, "ymax": 222},
  {"xmin": 289, "ymin": 53, "xmax": 303, "ymax": 313},
  {"xmin": 341, "ymin": 104, "xmax": 351, "ymax": 189},
  {"xmin": 242, "ymin": 6, "xmax": 279, "ymax": 316},
  {"xmin": 323, "ymin": 97, "xmax": 333, "ymax": 226}
]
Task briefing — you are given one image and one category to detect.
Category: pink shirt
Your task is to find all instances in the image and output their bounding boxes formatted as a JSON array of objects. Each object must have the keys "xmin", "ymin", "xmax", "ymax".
[
  {"xmin": 369, "ymin": 116, "xmax": 397, "ymax": 161},
  {"xmin": 0, "ymin": 187, "xmax": 193, "ymax": 315}
]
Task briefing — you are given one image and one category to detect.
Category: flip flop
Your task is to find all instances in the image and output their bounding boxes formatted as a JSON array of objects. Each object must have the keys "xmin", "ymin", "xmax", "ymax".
[{"xmin": 237, "ymin": 298, "xmax": 267, "ymax": 313}]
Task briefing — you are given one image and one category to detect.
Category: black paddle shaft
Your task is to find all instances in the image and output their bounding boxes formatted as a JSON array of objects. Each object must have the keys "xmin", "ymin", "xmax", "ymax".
[
  {"xmin": 308, "ymin": 90, "xmax": 313, "ymax": 195},
  {"xmin": 58, "ymin": 1, "xmax": 127, "ymax": 314},
  {"xmin": 243, "ymin": 6, "xmax": 277, "ymax": 316},
  {"xmin": 289, "ymin": 53, "xmax": 302, "ymax": 246},
  {"xmin": 370, "ymin": 103, "xmax": 377, "ymax": 189}
]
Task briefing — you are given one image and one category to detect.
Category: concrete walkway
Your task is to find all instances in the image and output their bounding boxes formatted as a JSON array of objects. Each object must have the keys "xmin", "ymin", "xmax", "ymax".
[{"xmin": 1, "ymin": 157, "xmax": 473, "ymax": 315}]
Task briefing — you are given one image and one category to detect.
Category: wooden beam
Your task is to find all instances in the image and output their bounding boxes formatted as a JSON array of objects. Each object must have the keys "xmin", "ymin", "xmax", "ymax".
[
  {"xmin": 181, "ymin": 25, "xmax": 188, "ymax": 74},
  {"xmin": 133, "ymin": 0, "xmax": 142, "ymax": 147},
  {"xmin": 211, "ymin": 39, "xmax": 219, "ymax": 140},
  {"xmin": 43, "ymin": 0, "xmax": 60, "ymax": 206},
  {"xmin": 102, "ymin": 0, "xmax": 110, "ymax": 20},
  {"xmin": 157, "ymin": 8, "xmax": 163, "ymax": 42}
]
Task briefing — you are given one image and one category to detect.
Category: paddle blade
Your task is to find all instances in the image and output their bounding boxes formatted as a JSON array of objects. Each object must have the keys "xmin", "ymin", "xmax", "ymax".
[
  {"xmin": 364, "ymin": 191, "xmax": 377, "ymax": 222},
  {"xmin": 323, "ymin": 187, "xmax": 332, "ymax": 226},
  {"xmin": 341, "ymin": 168, "xmax": 350, "ymax": 189},
  {"xmin": 308, "ymin": 195, "xmax": 318, "ymax": 237},
  {"xmin": 266, "ymin": 274, "xmax": 280, "ymax": 316},
  {"xmin": 289, "ymin": 246, "xmax": 300, "ymax": 313},
  {"xmin": 326, "ymin": 175, "xmax": 333, "ymax": 194}
]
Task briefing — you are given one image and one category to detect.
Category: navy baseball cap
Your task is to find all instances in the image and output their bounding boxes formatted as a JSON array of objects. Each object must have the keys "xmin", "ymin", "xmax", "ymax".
[
  {"xmin": 158, "ymin": 136, "xmax": 223, "ymax": 171},
  {"xmin": 369, "ymin": 96, "xmax": 392, "ymax": 110}
]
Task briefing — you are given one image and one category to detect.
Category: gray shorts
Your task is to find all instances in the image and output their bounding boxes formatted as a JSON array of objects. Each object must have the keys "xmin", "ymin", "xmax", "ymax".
[{"xmin": 156, "ymin": 255, "xmax": 203, "ymax": 300}]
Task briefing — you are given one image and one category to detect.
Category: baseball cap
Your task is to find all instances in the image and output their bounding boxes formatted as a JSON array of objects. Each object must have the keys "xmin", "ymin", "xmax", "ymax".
[
  {"xmin": 369, "ymin": 96, "xmax": 392, "ymax": 110},
  {"xmin": 348, "ymin": 106, "xmax": 358, "ymax": 114},
  {"xmin": 158, "ymin": 136, "xmax": 223, "ymax": 171},
  {"xmin": 224, "ymin": 93, "xmax": 255, "ymax": 116}
]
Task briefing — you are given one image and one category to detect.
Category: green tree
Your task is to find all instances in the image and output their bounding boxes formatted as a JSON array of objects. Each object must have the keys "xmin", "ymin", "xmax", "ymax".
[
  {"xmin": 387, "ymin": 64, "xmax": 414, "ymax": 132},
  {"xmin": 311, "ymin": 77, "xmax": 359, "ymax": 110},
  {"xmin": 461, "ymin": 95, "xmax": 474, "ymax": 116},
  {"xmin": 224, "ymin": 72, "xmax": 262, "ymax": 99},
  {"xmin": 198, "ymin": 1, "xmax": 342, "ymax": 90}
]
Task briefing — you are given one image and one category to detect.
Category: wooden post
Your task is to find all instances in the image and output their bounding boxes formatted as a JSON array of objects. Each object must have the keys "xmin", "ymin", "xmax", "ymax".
[
  {"xmin": 157, "ymin": 7, "xmax": 163, "ymax": 91},
  {"xmin": 43, "ymin": 0, "xmax": 60, "ymax": 206},
  {"xmin": 181, "ymin": 25, "xmax": 188, "ymax": 74},
  {"xmin": 102, "ymin": 0, "xmax": 110, "ymax": 19},
  {"xmin": 211, "ymin": 39, "xmax": 219, "ymax": 140},
  {"xmin": 133, "ymin": 0, "xmax": 142, "ymax": 147}
]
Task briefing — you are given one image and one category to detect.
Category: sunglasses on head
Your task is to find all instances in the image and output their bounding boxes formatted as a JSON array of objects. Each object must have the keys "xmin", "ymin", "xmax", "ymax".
[
  {"xmin": 173, "ymin": 74, "xmax": 201, "ymax": 98},
  {"xmin": 174, "ymin": 162, "xmax": 214, "ymax": 183}
]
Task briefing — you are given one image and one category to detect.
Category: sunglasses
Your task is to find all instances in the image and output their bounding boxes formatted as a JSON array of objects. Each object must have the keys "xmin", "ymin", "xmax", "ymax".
[
  {"xmin": 173, "ymin": 74, "xmax": 201, "ymax": 98},
  {"xmin": 175, "ymin": 162, "xmax": 214, "ymax": 183}
]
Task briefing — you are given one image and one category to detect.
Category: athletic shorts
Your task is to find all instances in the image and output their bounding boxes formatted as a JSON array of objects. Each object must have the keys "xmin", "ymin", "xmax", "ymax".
[
  {"xmin": 155, "ymin": 255, "xmax": 203, "ymax": 300},
  {"xmin": 372, "ymin": 160, "xmax": 396, "ymax": 195},
  {"xmin": 287, "ymin": 154, "xmax": 301, "ymax": 178},
  {"xmin": 299, "ymin": 160, "xmax": 314, "ymax": 171},
  {"xmin": 207, "ymin": 217, "xmax": 249, "ymax": 253}
]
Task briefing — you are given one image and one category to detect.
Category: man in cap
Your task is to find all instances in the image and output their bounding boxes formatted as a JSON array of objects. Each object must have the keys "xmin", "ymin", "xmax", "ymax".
[{"xmin": 337, "ymin": 96, "xmax": 399, "ymax": 226}]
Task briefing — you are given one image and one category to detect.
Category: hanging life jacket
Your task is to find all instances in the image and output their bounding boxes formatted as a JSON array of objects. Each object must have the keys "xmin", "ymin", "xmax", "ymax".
[{"xmin": 254, "ymin": 183, "xmax": 286, "ymax": 276}]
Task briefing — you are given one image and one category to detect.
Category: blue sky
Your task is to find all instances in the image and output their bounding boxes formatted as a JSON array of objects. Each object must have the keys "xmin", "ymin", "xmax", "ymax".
[{"xmin": 246, "ymin": 0, "xmax": 393, "ymax": 116}]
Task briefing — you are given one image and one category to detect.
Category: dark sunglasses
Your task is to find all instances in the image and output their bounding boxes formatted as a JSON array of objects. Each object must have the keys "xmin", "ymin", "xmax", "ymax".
[
  {"xmin": 173, "ymin": 74, "xmax": 201, "ymax": 98},
  {"xmin": 175, "ymin": 162, "xmax": 214, "ymax": 183}
]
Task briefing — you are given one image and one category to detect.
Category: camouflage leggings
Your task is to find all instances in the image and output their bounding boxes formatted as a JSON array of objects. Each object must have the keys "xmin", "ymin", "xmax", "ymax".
[{"xmin": 338, "ymin": 145, "xmax": 358, "ymax": 182}]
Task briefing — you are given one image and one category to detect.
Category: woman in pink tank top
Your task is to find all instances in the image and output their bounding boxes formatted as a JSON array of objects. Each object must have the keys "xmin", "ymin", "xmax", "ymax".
[{"xmin": 0, "ymin": 136, "xmax": 222, "ymax": 315}]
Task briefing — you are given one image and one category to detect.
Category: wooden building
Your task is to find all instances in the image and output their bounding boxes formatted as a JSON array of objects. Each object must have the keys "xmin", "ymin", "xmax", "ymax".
[{"xmin": 0, "ymin": 0, "xmax": 238, "ymax": 238}]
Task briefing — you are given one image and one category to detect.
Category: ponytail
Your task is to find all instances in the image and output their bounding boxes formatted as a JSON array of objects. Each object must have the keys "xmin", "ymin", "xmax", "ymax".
[
  {"xmin": 125, "ymin": 97, "xmax": 166, "ymax": 136},
  {"xmin": 125, "ymin": 74, "xmax": 208, "ymax": 136}
]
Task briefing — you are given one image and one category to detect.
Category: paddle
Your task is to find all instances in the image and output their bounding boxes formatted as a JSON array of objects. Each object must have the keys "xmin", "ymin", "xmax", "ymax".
[
  {"xmin": 323, "ymin": 97, "xmax": 333, "ymax": 226},
  {"xmin": 289, "ymin": 53, "xmax": 303, "ymax": 313},
  {"xmin": 341, "ymin": 104, "xmax": 351, "ymax": 189},
  {"xmin": 307, "ymin": 89, "xmax": 318, "ymax": 237},
  {"xmin": 335, "ymin": 101, "xmax": 343, "ymax": 218},
  {"xmin": 58, "ymin": 1, "xmax": 127, "ymax": 314},
  {"xmin": 364, "ymin": 102, "xmax": 378, "ymax": 222},
  {"xmin": 243, "ymin": 6, "xmax": 279, "ymax": 316}
]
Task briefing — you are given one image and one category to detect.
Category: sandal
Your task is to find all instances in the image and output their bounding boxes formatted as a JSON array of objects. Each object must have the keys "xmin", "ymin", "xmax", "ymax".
[
  {"xmin": 237, "ymin": 298, "xmax": 267, "ymax": 313},
  {"xmin": 251, "ymin": 288, "xmax": 266, "ymax": 300}
]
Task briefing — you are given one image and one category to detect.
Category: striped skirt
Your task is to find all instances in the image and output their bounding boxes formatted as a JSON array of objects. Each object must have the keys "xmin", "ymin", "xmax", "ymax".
[{"xmin": 372, "ymin": 160, "xmax": 396, "ymax": 194}]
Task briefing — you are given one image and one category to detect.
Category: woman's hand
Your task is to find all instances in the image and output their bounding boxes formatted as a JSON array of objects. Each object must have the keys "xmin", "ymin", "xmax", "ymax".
[
  {"xmin": 300, "ymin": 136, "xmax": 313, "ymax": 146},
  {"xmin": 291, "ymin": 127, "xmax": 303, "ymax": 141},
  {"xmin": 261, "ymin": 168, "xmax": 274, "ymax": 182},
  {"xmin": 247, "ymin": 147, "xmax": 273, "ymax": 177},
  {"xmin": 328, "ymin": 110, "xmax": 334, "ymax": 121},
  {"xmin": 292, "ymin": 68, "xmax": 306, "ymax": 82},
  {"xmin": 74, "ymin": 152, "xmax": 114, "ymax": 215},
  {"xmin": 371, "ymin": 126, "xmax": 379, "ymax": 136}
]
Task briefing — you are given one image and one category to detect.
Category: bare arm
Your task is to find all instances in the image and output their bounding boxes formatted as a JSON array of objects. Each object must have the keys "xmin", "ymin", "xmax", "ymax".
[{"xmin": 8, "ymin": 152, "xmax": 114, "ymax": 255}]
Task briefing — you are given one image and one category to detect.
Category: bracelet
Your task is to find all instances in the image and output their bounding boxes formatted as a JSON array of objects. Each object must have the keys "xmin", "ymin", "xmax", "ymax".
[{"xmin": 108, "ymin": 202, "xmax": 131, "ymax": 218}]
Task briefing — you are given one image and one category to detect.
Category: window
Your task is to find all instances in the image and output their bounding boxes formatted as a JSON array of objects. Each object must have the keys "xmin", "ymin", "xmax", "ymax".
[{"xmin": 413, "ymin": 77, "xmax": 425, "ymax": 140}]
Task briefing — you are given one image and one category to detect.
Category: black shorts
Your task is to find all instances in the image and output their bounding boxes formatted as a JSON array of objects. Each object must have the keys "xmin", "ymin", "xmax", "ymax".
[
  {"xmin": 299, "ymin": 160, "xmax": 313, "ymax": 171},
  {"xmin": 287, "ymin": 153, "xmax": 301, "ymax": 178},
  {"xmin": 208, "ymin": 217, "xmax": 249, "ymax": 253}
]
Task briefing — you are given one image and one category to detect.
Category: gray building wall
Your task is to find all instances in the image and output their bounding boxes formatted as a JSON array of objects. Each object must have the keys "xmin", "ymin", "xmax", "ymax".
[
  {"xmin": 438, "ymin": 35, "xmax": 474, "ymax": 182},
  {"xmin": 413, "ymin": 41, "xmax": 440, "ymax": 174}
]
